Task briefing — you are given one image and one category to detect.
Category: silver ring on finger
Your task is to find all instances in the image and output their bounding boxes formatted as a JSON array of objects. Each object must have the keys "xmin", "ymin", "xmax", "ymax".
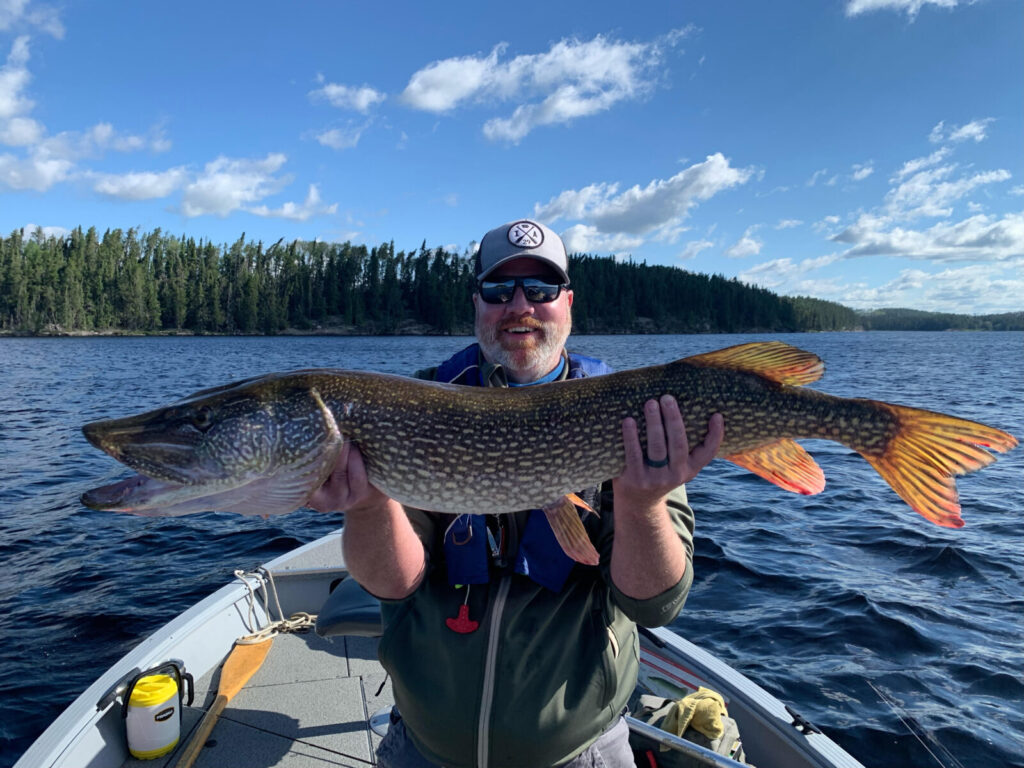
[{"xmin": 643, "ymin": 455, "xmax": 670, "ymax": 468}]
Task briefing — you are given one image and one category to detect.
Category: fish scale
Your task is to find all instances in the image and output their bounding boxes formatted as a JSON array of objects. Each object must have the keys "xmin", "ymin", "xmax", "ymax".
[{"xmin": 81, "ymin": 342, "xmax": 1017, "ymax": 542}]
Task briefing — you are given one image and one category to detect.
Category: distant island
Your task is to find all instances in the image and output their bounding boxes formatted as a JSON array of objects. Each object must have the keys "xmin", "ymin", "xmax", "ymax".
[{"xmin": 2, "ymin": 226, "xmax": 1021, "ymax": 336}]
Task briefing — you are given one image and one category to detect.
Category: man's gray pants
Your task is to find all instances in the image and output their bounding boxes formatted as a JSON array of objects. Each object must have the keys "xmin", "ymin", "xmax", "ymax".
[{"xmin": 376, "ymin": 715, "xmax": 634, "ymax": 768}]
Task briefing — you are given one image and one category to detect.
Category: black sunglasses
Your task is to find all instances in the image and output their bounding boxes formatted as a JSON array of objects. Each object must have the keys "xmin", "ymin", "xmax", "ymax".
[{"xmin": 477, "ymin": 277, "xmax": 570, "ymax": 305}]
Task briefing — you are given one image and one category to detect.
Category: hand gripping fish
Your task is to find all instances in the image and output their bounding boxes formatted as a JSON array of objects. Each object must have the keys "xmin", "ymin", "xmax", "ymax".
[{"xmin": 82, "ymin": 342, "xmax": 1017, "ymax": 565}]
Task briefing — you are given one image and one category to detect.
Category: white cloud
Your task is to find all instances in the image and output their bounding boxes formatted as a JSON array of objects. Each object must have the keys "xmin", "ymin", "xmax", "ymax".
[
  {"xmin": 833, "ymin": 211, "xmax": 1024, "ymax": 263},
  {"xmin": 948, "ymin": 118, "xmax": 995, "ymax": 143},
  {"xmin": 0, "ymin": 114, "xmax": 40, "ymax": 144},
  {"xmin": 91, "ymin": 167, "xmax": 189, "ymax": 200},
  {"xmin": 400, "ymin": 44, "xmax": 505, "ymax": 112},
  {"xmin": 0, "ymin": 0, "xmax": 64, "ymax": 38},
  {"xmin": 751, "ymin": 124, "xmax": 1020, "ymax": 313},
  {"xmin": 851, "ymin": 162, "xmax": 874, "ymax": 181},
  {"xmin": 724, "ymin": 227, "xmax": 763, "ymax": 258},
  {"xmin": 0, "ymin": 35, "xmax": 32, "ymax": 122},
  {"xmin": 737, "ymin": 254, "xmax": 842, "ymax": 292},
  {"xmin": 535, "ymin": 153, "xmax": 753, "ymax": 239},
  {"xmin": 807, "ymin": 168, "xmax": 840, "ymax": 187},
  {"xmin": 83, "ymin": 122, "xmax": 167, "ymax": 154},
  {"xmin": 0, "ymin": 147, "xmax": 71, "ymax": 190},
  {"xmin": 679, "ymin": 239, "xmax": 715, "ymax": 260},
  {"xmin": 929, "ymin": 117, "xmax": 994, "ymax": 144},
  {"xmin": 740, "ymin": 256, "xmax": 1020, "ymax": 314},
  {"xmin": 483, "ymin": 84, "xmax": 628, "ymax": 143},
  {"xmin": 559, "ymin": 224, "xmax": 644, "ymax": 255},
  {"xmin": 834, "ymin": 264, "xmax": 1024, "ymax": 313},
  {"xmin": 0, "ymin": 122, "xmax": 172, "ymax": 192},
  {"xmin": 400, "ymin": 32, "xmax": 677, "ymax": 142},
  {"xmin": 813, "ymin": 214, "xmax": 843, "ymax": 235},
  {"xmin": 846, "ymin": 0, "xmax": 959, "ymax": 18},
  {"xmin": 249, "ymin": 184, "xmax": 338, "ymax": 221},
  {"xmin": 316, "ymin": 124, "xmax": 365, "ymax": 150},
  {"xmin": 309, "ymin": 79, "xmax": 386, "ymax": 113},
  {"xmin": 181, "ymin": 153, "xmax": 290, "ymax": 218},
  {"xmin": 21, "ymin": 221, "xmax": 68, "ymax": 239},
  {"xmin": 0, "ymin": 37, "xmax": 171, "ymax": 191},
  {"xmin": 775, "ymin": 219, "xmax": 803, "ymax": 229},
  {"xmin": 891, "ymin": 147, "xmax": 951, "ymax": 181},
  {"xmin": 885, "ymin": 164, "xmax": 1011, "ymax": 219}
]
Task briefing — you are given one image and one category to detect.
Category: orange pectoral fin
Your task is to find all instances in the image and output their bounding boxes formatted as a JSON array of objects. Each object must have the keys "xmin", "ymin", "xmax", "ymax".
[
  {"xmin": 725, "ymin": 439, "xmax": 826, "ymax": 496},
  {"xmin": 544, "ymin": 495, "xmax": 600, "ymax": 566}
]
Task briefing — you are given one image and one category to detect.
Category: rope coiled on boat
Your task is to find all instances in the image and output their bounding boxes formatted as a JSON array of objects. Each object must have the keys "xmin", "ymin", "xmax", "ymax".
[{"xmin": 233, "ymin": 567, "xmax": 315, "ymax": 644}]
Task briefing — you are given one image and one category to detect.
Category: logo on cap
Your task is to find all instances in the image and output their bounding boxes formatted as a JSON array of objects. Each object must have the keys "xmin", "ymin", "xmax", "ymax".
[{"xmin": 507, "ymin": 221, "xmax": 544, "ymax": 249}]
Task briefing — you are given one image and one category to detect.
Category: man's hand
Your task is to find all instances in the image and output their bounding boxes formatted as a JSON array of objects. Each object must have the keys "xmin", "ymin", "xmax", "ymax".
[
  {"xmin": 307, "ymin": 441, "xmax": 390, "ymax": 514},
  {"xmin": 610, "ymin": 397, "xmax": 723, "ymax": 601},
  {"xmin": 309, "ymin": 441, "xmax": 425, "ymax": 600},
  {"xmin": 615, "ymin": 395, "xmax": 724, "ymax": 506}
]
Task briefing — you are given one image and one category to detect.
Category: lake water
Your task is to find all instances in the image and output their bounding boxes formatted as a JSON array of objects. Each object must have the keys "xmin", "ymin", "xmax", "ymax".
[{"xmin": 1, "ymin": 332, "xmax": 1022, "ymax": 767}]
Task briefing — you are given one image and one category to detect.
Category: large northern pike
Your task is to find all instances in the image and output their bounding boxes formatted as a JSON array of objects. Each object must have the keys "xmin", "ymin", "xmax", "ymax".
[{"xmin": 82, "ymin": 342, "xmax": 1017, "ymax": 564}]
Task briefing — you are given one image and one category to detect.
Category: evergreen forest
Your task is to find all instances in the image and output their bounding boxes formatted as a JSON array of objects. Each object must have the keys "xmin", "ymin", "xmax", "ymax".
[{"xmin": 1, "ymin": 227, "xmax": 1020, "ymax": 336}]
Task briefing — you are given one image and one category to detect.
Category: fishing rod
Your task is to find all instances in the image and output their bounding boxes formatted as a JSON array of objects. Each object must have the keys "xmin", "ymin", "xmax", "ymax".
[{"xmin": 866, "ymin": 680, "xmax": 965, "ymax": 768}]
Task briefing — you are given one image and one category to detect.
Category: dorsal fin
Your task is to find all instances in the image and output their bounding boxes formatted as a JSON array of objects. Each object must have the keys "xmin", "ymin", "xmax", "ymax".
[{"xmin": 683, "ymin": 341, "xmax": 824, "ymax": 386}]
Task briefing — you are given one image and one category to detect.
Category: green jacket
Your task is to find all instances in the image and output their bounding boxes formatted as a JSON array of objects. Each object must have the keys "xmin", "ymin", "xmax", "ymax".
[{"xmin": 377, "ymin": 353, "xmax": 695, "ymax": 768}]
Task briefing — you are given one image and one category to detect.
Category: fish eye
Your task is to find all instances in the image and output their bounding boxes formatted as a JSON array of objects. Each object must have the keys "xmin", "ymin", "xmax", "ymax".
[{"xmin": 191, "ymin": 406, "xmax": 214, "ymax": 431}]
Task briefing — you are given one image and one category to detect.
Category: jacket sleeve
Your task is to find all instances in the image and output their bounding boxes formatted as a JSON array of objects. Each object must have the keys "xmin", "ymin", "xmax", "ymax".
[
  {"xmin": 597, "ymin": 482, "xmax": 695, "ymax": 628},
  {"xmin": 412, "ymin": 366, "xmax": 439, "ymax": 381}
]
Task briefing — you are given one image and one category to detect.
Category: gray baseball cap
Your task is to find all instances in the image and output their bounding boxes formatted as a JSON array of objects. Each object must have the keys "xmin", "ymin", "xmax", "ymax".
[{"xmin": 474, "ymin": 219, "xmax": 570, "ymax": 284}]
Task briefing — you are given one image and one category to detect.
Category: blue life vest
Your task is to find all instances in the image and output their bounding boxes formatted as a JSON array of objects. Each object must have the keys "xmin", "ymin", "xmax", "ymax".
[
  {"xmin": 433, "ymin": 342, "xmax": 611, "ymax": 386},
  {"xmin": 433, "ymin": 344, "xmax": 612, "ymax": 591}
]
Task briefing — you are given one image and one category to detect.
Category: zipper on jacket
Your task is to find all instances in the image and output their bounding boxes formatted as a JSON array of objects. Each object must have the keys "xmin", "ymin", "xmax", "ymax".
[{"xmin": 476, "ymin": 575, "xmax": 511, "ymax": 768}]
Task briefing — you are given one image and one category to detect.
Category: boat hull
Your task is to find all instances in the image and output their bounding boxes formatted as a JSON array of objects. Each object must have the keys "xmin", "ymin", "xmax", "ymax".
[{"xmin": 16, "ymin": 530, "xmax": 863, "ymax": 768}]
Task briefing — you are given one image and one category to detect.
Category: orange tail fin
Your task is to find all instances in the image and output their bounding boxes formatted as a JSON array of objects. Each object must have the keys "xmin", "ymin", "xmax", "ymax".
[{"xmin": 859, "ymin": 402, "xmax": 1018, "ymax": 528}]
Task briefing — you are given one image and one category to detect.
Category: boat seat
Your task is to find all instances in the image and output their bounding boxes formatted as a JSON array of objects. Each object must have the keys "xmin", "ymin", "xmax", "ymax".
[{"xmin": 315, "ymin": 576, "xmax": 384, "ymax": 638}]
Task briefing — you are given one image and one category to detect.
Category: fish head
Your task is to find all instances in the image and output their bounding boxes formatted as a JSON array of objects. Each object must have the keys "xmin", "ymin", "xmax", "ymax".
[{"xmin": 82, "ymin": 373, "xmax": 344, "ymax": 514}]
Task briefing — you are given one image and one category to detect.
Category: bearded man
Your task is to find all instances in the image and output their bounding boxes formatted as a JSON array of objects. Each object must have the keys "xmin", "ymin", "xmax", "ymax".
[{"xmin": 309, "ymin": 219, "xmax": 723, "ymax": 768}]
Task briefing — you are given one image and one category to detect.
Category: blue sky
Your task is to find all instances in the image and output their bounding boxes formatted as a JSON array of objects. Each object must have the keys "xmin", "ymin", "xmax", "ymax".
[{"xmin": 1, "ymin": 0, "xmax": 1021, "ymax": 313}]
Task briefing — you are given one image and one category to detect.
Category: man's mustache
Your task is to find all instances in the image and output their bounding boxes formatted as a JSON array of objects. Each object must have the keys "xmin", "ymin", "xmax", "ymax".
[{"xmin": 499, "ymin": 317, "xmax": 545, "ymax": 332}]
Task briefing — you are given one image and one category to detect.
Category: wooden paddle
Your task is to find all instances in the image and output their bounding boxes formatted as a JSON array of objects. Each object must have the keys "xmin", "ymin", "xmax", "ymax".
[{"xmin": 171, "ymin": 636, "xmax": 274, "ymax": 768}]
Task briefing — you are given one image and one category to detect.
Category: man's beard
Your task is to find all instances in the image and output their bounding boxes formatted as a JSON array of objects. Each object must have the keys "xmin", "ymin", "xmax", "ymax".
[{"xmin": 476, "ymin": 313, "xmax": 572, "ymax": 380}]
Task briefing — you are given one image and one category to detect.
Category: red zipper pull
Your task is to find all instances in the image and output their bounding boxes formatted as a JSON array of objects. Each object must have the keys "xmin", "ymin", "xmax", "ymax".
[
  {"xmin": 446, "ymin": 604, "xmax": 479, "ymax": 634},
  {"xmin": 446, "ymin": 585, "xmax": 479, "ymax": 633}
]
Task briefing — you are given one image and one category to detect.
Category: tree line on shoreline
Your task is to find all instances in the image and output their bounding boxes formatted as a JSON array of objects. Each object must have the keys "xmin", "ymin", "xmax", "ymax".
[{"xmin": 1, "ymin": 227, "xmax": 1020, "ymax": 336}]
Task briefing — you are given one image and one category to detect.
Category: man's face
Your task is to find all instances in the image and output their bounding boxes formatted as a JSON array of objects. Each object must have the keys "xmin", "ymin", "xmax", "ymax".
[{"xmin": 473, "ymin": 257, "xmax": 573, "ymax": 384}]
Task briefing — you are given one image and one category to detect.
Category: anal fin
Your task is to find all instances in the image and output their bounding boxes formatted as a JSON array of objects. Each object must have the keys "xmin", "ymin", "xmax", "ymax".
[
  {"xmin": 543, "ymin": 495, "xmax": 600, "ymax": 566},
  {"xmin": 725, "ymin": 439, "xmax": 826, "ymax": 495}
]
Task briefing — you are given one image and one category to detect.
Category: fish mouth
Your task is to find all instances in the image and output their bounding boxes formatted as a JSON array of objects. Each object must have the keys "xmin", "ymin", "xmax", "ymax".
[
  {"xmin": 81, "ymin": 472, "xmax": 244, "ymax": 516},
  {"xmin": 81, "ymin": 474, "xmax": 180, "ymax": 512},
  {"xmin": 82, "ymin": 418, "xmax": 226, "ymax": 485}
]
